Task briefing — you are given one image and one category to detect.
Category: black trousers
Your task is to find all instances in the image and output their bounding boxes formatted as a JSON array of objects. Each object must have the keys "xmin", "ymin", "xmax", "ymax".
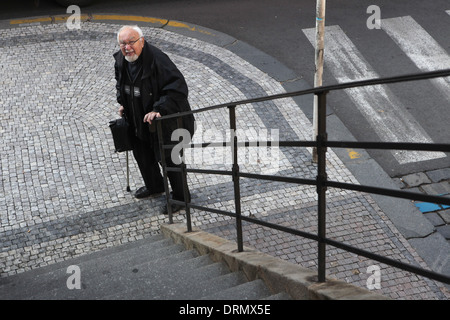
[{"xmin": 132, "ymin": 136, "xmax": 188, "ymax": 201}]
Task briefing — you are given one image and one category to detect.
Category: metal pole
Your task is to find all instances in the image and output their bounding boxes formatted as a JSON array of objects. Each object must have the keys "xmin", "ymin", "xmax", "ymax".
[
  {"xmin": 228, "ymin": 105, "xmax": 243, "ymax": 252},
  {"xmin": 126, "ymin": 151, "xmax": 131, "ymax": 192},
  {"xmin": 177, "ymin": 117, "xmax": 192, "ymax": 232},
  {"xmin": 157, "ymin": 120, "xmax": 173, "ymax": 224},
  {"xmin": 316, "ymin": 91, "xmax": 328, "ymax": 282},
  {"xmin": 312, "ymin": 0, "xmax": 326, "ymax": 163}
]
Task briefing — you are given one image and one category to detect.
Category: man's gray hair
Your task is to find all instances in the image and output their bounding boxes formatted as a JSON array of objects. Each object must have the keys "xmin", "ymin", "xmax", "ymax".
[{"xmin": 117, "ymin": 25, "xmax": 144, "ymax": 43}]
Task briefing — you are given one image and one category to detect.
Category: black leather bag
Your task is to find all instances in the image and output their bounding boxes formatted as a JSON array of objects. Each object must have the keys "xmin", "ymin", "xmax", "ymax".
[{"xmin": 109, "ymin": 117, "xmax": 133, "ymax": 152}]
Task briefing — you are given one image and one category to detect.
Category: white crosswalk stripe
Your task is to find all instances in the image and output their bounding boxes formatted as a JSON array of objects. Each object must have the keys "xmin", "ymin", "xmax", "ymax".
[
  {"xmin": 382, "ymin": 15, "xmax": 450, "ymax": 103},
  {"xmin": 303, "ymin": 23, "xmax": 446, "ymax": 165}
]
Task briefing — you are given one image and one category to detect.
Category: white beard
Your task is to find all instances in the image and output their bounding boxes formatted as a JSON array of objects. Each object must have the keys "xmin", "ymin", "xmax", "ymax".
[{"xmin": 125, "ymin": 54, "xmax": 139, "ymax": 62}]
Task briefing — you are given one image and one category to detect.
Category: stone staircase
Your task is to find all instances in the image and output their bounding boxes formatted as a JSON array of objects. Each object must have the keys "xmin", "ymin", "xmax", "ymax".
[{"xmin": 0, "ymin": 233, "xmax": 291, "ymax": 300}]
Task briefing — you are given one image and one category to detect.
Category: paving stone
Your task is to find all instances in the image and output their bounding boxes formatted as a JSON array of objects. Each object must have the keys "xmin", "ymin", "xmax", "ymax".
[
  {"xmin": 439, "ymin": 209, "xmax": 450, "ymax": 224},
  {"xmin": 426, "ymin": 168, "xmax": 450, "ymax": 183},
  {"xmin": 408, "ymin": 187, "xmax": 422, "ymax": 194},
  {"xmin": 392, "ymin": 178, "xmax": 406, "ymax": 189},
  {"xmin": 421, "ymin": 183, "xmax": 450, "ymax": 195},
  {"xmin": 402, "ymin": 172, "xmax": 431, "ymax": 187},
  {"xmin": 436, "ymin": 225, "xmax": 450, "ymax": 240},
  {"xmin": 423, "ymin": 212, "xmax": 445, "ymax": 227}
]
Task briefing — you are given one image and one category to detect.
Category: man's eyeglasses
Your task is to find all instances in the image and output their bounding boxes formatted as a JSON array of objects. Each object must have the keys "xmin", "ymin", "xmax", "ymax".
[{"xmin": 119, "ymin": 37, "xmax": 142, "ymax": 48}]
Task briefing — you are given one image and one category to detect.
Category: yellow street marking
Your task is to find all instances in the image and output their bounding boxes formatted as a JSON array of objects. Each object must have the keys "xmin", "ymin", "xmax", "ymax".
[
  {"xmin": 91, "ymin": 14, "xmax": 168, "ymax": 26},
  {"xmin": 167, "ymin": 21, "xmax": 212, "ymax": 35},
  {"xmin": 54, "ymin": 15, "xmax": 90, "ymax": 22},
  {"xmin": 10, "ymin": 17, "xmax": 52, "ymax": 24},
  {"xmin": 10, "ymin": 14, "xmax": 213, "ymax": 36},
  {"xmin": 347, "ymin": 148, "xmax": 361, "ymax": 159},
  {"xmin": 93, "ymin": 15, "xmax": 213, "ymax": 35}
]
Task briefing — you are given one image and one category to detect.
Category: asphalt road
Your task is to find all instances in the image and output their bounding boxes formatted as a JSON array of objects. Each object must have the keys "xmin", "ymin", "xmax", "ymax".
[{"xmin": 3, "ymin": 0, "xmax": 450, "ymax": 177}]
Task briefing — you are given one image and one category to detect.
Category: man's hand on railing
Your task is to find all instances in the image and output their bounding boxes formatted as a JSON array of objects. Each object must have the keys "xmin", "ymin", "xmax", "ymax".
[{"xmin": 143, "ymin": 111, "xmax": 161, "ymax": 124}]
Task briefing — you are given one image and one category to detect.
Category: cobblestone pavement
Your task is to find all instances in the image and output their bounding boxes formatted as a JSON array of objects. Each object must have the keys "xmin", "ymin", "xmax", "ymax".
[
  {"xmin": 0, "ymin": 17, "xmax": 448, "ymax": 300},
  {"xmin": 395, "ymin": 170, "xmax": 450, "ymax": 245}
]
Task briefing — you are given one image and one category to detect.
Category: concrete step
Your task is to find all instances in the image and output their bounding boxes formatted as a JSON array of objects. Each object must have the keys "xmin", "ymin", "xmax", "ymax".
[
  {"xmin": 201, "ymin": 279, "xmax": 274, "ymax": 300},
  {"xmin": 29, "ymin": 250, "xmax": 205, "ymax": 299},
  {"xmin": 101, "ymin": 261, "xmax": 236, "ymax": 300},
  {"xmin": 0, "ymin": 234, "xmax": 167, "ymax": 285},
  {"xmin": 0, "ymin": 231, "xmax": 291, "ymax": 300},
  {"xmin": 262, "ymin": 292, "xmax": 293, "ymax": 300},
  {"xmin": 0, "ymin": 235, "xmax": 185, "ymax": 299},
  {"xmin": 191, "ymin": 271, "xmax": 249, "ymax": 299}
]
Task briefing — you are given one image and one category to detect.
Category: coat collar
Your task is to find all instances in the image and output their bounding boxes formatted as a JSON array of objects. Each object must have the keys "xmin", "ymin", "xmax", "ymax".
[{"xmin": 141, "ymin": 41, "xmax": 155, "ymax": 79}]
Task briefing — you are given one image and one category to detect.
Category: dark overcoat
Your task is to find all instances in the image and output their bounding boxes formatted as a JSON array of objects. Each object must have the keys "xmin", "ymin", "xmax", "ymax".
[{"xmin": 114, "ymin": 41, "xmax": 194, "ymax": 146}]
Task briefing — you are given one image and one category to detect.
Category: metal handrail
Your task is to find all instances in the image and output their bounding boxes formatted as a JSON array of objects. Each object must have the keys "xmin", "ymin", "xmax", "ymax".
[
  {"xmin": 158, "ymin": 69, "xmax": 450, "ymax": 120},
  {"xmin": 156, "ymin": 69, "xmax": 450, "ymax": 286}
]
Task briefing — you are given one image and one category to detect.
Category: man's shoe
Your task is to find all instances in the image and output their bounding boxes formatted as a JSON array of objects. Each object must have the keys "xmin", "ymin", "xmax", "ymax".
[
  {"xmin": 134, "ymin": 186, "xmax": 164, "ymax": 199},
  {"xmin": 162, "ymin": 203, "xmax": 184, "ymax": 215}
]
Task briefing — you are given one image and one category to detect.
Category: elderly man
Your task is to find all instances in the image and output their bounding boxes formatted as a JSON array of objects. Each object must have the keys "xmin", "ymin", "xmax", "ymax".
[{"xmin": 113, "ymin": 25, "xmax": 194, "ymax": 214}]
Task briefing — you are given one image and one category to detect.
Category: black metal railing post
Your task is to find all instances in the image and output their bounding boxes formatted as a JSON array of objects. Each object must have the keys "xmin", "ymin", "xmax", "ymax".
[
  {"xmin": 177, "ymin": 116, "xmax": 192, "ymax": 232},
  {"xmin": 228, "ymin": 105, "xmax": 244, "ymax": 252},
  {"xmin": 157, "ymin": 120, "xmax": 173, "ymax": 224},
  {"xmin": 316, "ymin": 90, "xmax": 328, "ymax": 282}
]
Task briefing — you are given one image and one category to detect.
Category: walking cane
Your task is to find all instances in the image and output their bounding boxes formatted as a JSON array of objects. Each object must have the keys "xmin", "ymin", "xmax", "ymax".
[
  {"xmin": 109, "ymin": 116, "xmax": 132, "ymax": 192},
  {"xmin": 126, "ymin": 150, "xmax": 131, "ymax": 192}
]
